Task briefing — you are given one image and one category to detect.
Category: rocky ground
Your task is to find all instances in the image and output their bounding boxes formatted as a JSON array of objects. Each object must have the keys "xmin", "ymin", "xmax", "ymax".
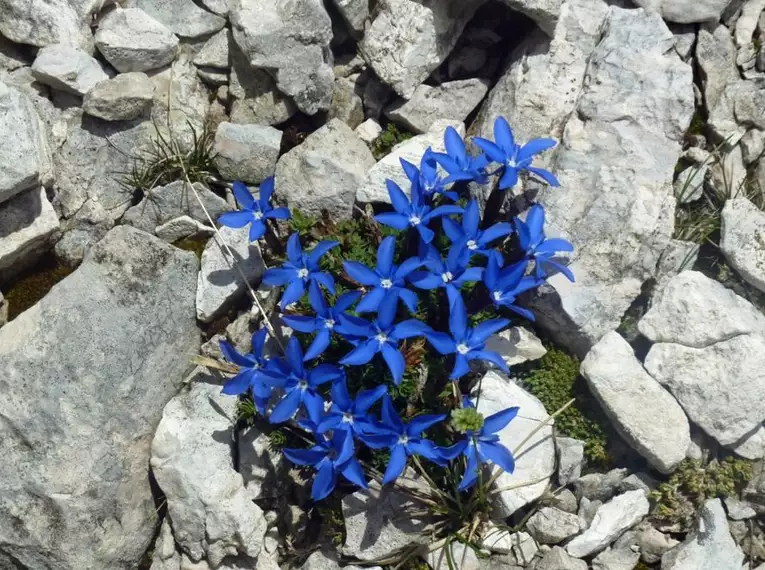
[{"xmin": 0, "ymin": 0, "xmax": 765, "ymax": 569}]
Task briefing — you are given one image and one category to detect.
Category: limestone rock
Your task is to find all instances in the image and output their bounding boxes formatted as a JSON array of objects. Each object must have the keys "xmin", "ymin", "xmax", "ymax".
[
  {"xmin": 537, "ymin": 547, "xmax": 588, "ymax": 570},
  {"xmin": 631, "ymin": 0, "xmax": 732, "ymax": 23},
  {"xmin": 132, "ymin": 0, "xmax": 226, "ymax": 38},
  {"xmin": 238, "ymin": 426, "xmax": 286, "ymax": 501},
  {"xmin": 555, "ymin": 437, "xmax": 584, "ymax": 485},
  {"xmin": 636, "ymin": 523, "xmax": 679, "ymax": 564},
  {"xmin": 83, "ymin": 73, "xmax": 154, "ymax": 121},
  {"xmin": 329, "ymin": 77, "xmax": 364, "ymax": 129},
  {"xmin": 0, "ymin": 288, "xmax": 6, "ymax": 327},
  {"xmin": 721, "ymin": 198, "xmax": 765, "ymax": 293},
  {"xmin": 31, "ymin": 44, "xmax": 108, "ymax": 96},
  {"xmin": 426, "ymin": 541, "xmax": 487, "ymax": 570},
  {"xmin": 696, "ymin": 25, "xmax": 739, "ymax": 113},
  {"xmin": 331, "ymin": 0, "xmax": 368, "ymax": 36},
  {"xmin": 213, "ymin": 122, "xmax": 281, "ymax": 184},
  {"xmin": 193, "ymin": 29, "xmax": 230, "ymax": 70},
  {"xmin": 0, "ymin": 0, "xmax": 92, "ymax": 51},
  {"xmin": 53, "ymin": 198, "xmax": 114, "ymax": 267},
  {"xmin": 155, "ymin": 216, "xmax": 214, "ymax": 243},
  {"xmin": 275, "ymin": 118, "xmax": 375, "ymax": 220},
  {"xmin": 300, "ymin": 550, "xmax": 377, "ymax": 570},
  {"xmin": 526, "ymin": 507, "xmax": 582, "ymax": 544},
  {"xmin": 229, "ymin": 50, "xmax": 297, "ymax": 126},
  {"xmin": 0, "ymin": 225, "xmax": 199, "ymax": 569},
  {"xmin": 484, "ymin": 326, "xmax": 547, "ymax": 368},
  {"xmin": 674, "ymin": 164, "xmax": 707, "ymax": 204},
  {"xmin": 723, "ymin": 497, "xmax": 757, "ymax": 520},
  {"xmin": 354, "ymin": 118, "xmax": 382, "ymax": 144},
  {"xmin": 0, "ymin": 187, "xmax": 59, "ymax": 277},
  {"xmin": 574, "ymin": 469, "xmax": 629, "ymax": 503}
]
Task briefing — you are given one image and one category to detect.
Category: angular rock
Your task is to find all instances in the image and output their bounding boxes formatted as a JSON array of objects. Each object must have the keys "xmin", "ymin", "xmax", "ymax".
[
  {"xmin": 354, "ymin": 118, "xmax": 382, "ymax": 144},
  {"xmin": 300, "ymin": 550, "xmax": 376, "ymax": 570},
  {"xmin": 536, "ymin": 546, "xmax": 588, "ymax": 570},
  {"xmin": 193, "ymin": 29, "xmax": 230, "ymax": 69},
  {"xmin": 385, "ymin": 79, "xmax": 489, "ymax": 134},
  {"xmin": 229, "ymin": 50, "xmax": 297, "ymax": 126},
  {"xmin": 526, "ymin": 507, "xmax": 582, "ymax": 544},
  {"xmin": 95, "ymin": 7, "xmax": 178, "ymax": 73},
  {"xmin": 0, "ymin": 187, "xmax": 59, "ymax": 277},
  {"xmin": 54, "ymin": 198, "xmax": 114, "ymax": 267},
  {"xmin": 661, "ymin": 499, "xmax": 744, "ymax": 569},
  {"xmin": 275, "ymin": 118, "xmax": 375, "ymax": 220},
  {"xmin": 331, "ymin": 0, "xmax": 368, "ymax": 36},
  {"xmin": 578, "ymin": 497, "xmax": 602, "ymax": 528},
  {"xmin": 213, "ymin": 122, "xmax": 281, "ymax": 184},
  {"xmin": 196, "ymin": 226, "xmax": 266, "ymax": 323},
  {"xmin": 123, "ymin": 181, "xmax": 230, "ymax": 235},
  {"xmin": 636, "ymin": 523, "xmax": 678, "ymax": 564},
  {"xmin": 724, "ymin": 497, "xmax": 757, "ymax": 520},
  {"xmin": 426, "ymin": 541, "xmax": 486, "ymax": 570},
  {"xmin": 674, "ymin": 164, "xmax": 707, "ymax": 203},
  {"xmin": 592, "ymin": 540, "xmax": 640, "ymax": 570},
  {"xmin": 31, "ymin": 44, "xmax": 107, "ymax": 96},
  {"xmin": 148, "ymin": 519, "xmax": 180, "ymax": 570},
  {"xmin": 618, "ymin": 473, "xmax": 657, "ymax": 495},
  {"xmin": 83, "ymin": 73, "xmax": 155, "ymax": 121},
  {"xmin": 230, "ymin": 0, "xmax": 334, "ymax": 114},
  {"xmin": 740, "ymin": 129, "xmax": 765, "ymax": 164},
  {"xmin": 361, "ymin": 0, "xmax": 481, "ymax": 99},
  {"xmin": 555, "ymin": 436, "xmax": 584, "ymax": 485},
  {"xmin": 497, "ymin": 0, "xmax": 560, "ymax": 36},
  {"xmin": 448, "ymin": 45, "xmax": 488, "ymax": 79},
  {"xmin": 0, "ymin": 225, "xmax": 199, "ymax": 569},
  {"xmin": 329, "ymin": 77, "xmax": 364, "ymax": 129},
  {"xmin": 696, "ymin": 25, "xmax": 739, "ymax": 113},
  {"xmin": 151, "ymin": 372, "xmax": 267, "ymax": 566},
  {"xmin": 735, "ymin": 0, "xmax": 765, "ymax": 46},
  {"xmin": 574, "ymin": 469, "xmax": 629, "ymax": 503},
  {"xmin": 581, "ymin": 331, "xmax": 690, "ymax": 473},
  {"xmin": 155, "ymin": 216, "xmax": 214, "ymax": 243},
  {"xmin": 708, "ymin": 81, "xmax": 765, "ymax": 144},
  {"xmin": 238, "ymin": 426, "xmax": 285, "ymax": 501},
  {"xmin": 481, "ymin": 525, "xmax": 516, "ymax": 554},
  {"xmin": 721, "ymin": 198, "xmax": 765, "ymax": 293},
  {"xmin": 475, "ymin": 371, "xmax": 555, "ymax": 518},
  {"xmin": 566, "ymin": 490, "xmax": 649, "ymax": 558},
  {"xmin": 631, "ymin": 0, "xmax": 732, "ymax": 23},
  {"xmin": 485, "ymin": 326, "xmax": 546, "ymax": 368},
  {"xmin": 550, "ymin": 488, "xmax": 579, "ymax": 514},
  {"xmin": 132, "ymin": 0, "xmax": 226, "ymax": 39},
  {"xmin": 0, "ymin": 0, "xmax": 92, "ymax": 51},
  {"xmin": 509, "ymin": 531, "xmax": 539, "ymax": 565}
]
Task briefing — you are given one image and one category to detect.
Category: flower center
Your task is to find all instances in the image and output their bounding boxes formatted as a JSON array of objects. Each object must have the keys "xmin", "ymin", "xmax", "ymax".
[
  {"xmin": 409, "ymin": 215, "xmax": 421, "ymax": 226},
  {"xmin": 507, "ymin": 158, "xmax": 517, "ymax": 168},
  {"xmin": 493, "ymin": 291, "xmax": 502, "ymax": 301},
  {"xmin": 375, "ymin": 333, "xmax": 389, "ymax": 345},
  {"xmin": 297, "ymin": 268, "xmax": 309, "ymax": 279},
  {"xmin": 253, "ymin": 211, "xmax": 264, "ymax": 220},
  {"xmin": 324, "ymin": 319, "xmax": 335, "ymax": 329},
  {"xmin": 298, "ymin": 381, "xmax": 308, "ymax": 391},
  {"xmin": 342, "ymin": 412, "xmax": 354, "ymax": 424},
  {"xmin": 380, "ymin": 278, "xmax": 393, "ymax": 289},
  {"xmin": 467, "ymin": 240, "xmax": 478, "ymax": 250},
  {"xmin": 397, "ymin": 435, "xmax": 409, "ymax": 445},
  {"xmin": 456, "ymin": 343, "xmax": 470, "ymax": 355},
  {"xmin": 441, "ymin": 272, "xmax": 454, "ymax": 283}
]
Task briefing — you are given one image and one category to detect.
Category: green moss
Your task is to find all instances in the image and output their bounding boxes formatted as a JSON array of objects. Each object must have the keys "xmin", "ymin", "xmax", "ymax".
[
  {"xmin": 174, "ymin": 235, "xmax": 209, "ymax": 261},
  {"xmin": 317, "ymin": 500, "xmax": 346, "ymax": 547},
  {"xmin": 389, "ymin": 560, "xmax": 430, "ymax": 570},
  {"xmin": 516, "ymin": 347, "xmax": 610, "ymax": 465},
  {"xmin": 3, "ymin": 254, "xmax": 73, "ymax": 321},
  {"xmin": 371, "ymin": 123, "xmax": 414, "ymax": 160},
  {"xmin": 633, "ymin": 561, "xmax": 652, "ymax": 570},
  {"xmin": 687, "ymin": 110, "xmax": 706, "ymax": 136}
]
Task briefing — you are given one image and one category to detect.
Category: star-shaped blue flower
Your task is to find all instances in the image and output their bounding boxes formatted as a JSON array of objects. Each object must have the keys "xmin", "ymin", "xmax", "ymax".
[
  {"xmin": 484, "ymin": 257, "xmax": 543, "ymax": 321},
  {"xmin": 408, "ymin": 243, "xmax": 484, "ymax": 305},
  {"xmin": 316, "ymin": 378, "xmax": 388, "ymax": 441},
  {"xmin": 431, "ymin": 126, "xmax": 490, "ymax": 185},
  {"xmin": 442, "ymin": 199, "xmax": 512, "ymax": 266},
  {"xmin": 515, "ymin": 205, "xmax": 574, "ymax": 282},
  {"xmin": 218, "ymin": 178, "xmax": 291, "ymax": 241},
  {"xmin": 263, "ymin": 233, "xmax": 339, "ymax": 309},
  {"xmin": 400, "ymin": 149, "xmax": 458, "ymax": 202}
]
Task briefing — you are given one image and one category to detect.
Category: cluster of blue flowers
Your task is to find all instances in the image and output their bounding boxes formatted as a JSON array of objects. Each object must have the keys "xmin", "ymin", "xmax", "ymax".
[{"xmin": 216, "ymin": 118, "xmax": 573, "ymax": 501}]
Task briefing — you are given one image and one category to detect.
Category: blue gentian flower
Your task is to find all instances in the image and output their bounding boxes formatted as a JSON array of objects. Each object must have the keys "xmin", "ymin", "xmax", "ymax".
[
  {"xmin": 374, "ymin": 179, "xmax": 463, "ymax": 244},
  {"xmin": 431, "ymin": 126, "xmax": 489, "ymax": 184},
  {"xmin": 408, "ymin": 243, "xmax": 484, "ymax": 305},
  {"xmin": 364, "ymin": 395, "xmax": 447, "ymax": 484},
  {"xmin": 281, "ymin": 281, "xmax": 362, "ymax": 360},
  {"xmin": 316, "ymin": 378, "xmax": 388, "ymax": 441},
  {"xmin": 218, "ymin": 178, "xmax": 291, "ymax": 241},
  {"xmin": 515, "ymin": 205, "xmax": 574, "ymax": 282},
  {"xmin": 284, "ymin": 429, "xmax": 367, "ymax": 501},
  {"xmin": 473, "ymin": 117, "xmax": 559, "ymax": 190},
  {"xmin": 338, "ymin": 293, "xmax": 431, "ymax": 384},
  {"xmin": 263, "ymin": 233, "xmax": 339, "ymax": 309},
  {"xmin": 266, "ymin": 337, "xmax": 345, "ymax": 424},
  {"xmin": 442, "ymin": 399, "xmax": 519, "ymax": 491},
  {"xmin": 400, "ymin": 149, "xmax": 458, "ymax": 202},
  {"xmin": 425, "ymin": 294, "xmax": 510, "ymax": 379},
  {"xmin": 442, "ymin": 199, "xmax": 512, "ymax": 266},
  {"xmin": 343, "ymin": 236, "xmax": 422, "ymax": 313},
  {"xmin": 484, "ymin": 257, "xmax": 542, "ymax": 321}
]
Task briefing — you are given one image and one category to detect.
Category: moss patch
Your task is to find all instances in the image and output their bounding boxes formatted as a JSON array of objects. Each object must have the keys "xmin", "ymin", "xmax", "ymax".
[
  {"xmin": 3, "ymin": 253, "xmax": 73, "ymax": 321},
  {"xmin": 371, "ymin": 123, "xmax": 414, "ymax": 160},
  {"xmin": 173, "ymin": 235, "xmax": 210, "ymax": 261}
]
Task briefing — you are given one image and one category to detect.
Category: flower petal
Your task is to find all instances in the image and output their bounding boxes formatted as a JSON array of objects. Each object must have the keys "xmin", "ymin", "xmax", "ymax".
[
  {"xmin": 334, "ymin": 290, "xmax": 362, "ymax": 313},
  {"xmin": 343, "ymin": 261, "xmax": 379, "ymax": 287},
  {"xmin": 381, "ymin": 343, "xmax": 406, "ymax": 385},
  {"xmin": 265, "ymin": 206, "xmax": 291, "ymax": 220},
  {"xmin": 479, "ymin": 222, "xmax": 513, "ymax": 246},
  {"xmin": 308, "ymin": 240, "xmax": 339, "ymax": 267},
  {"xmin": 535, "ymin": 238, "xmax": 574, "ymax": 254},
  {"xmin": 451, "ymin": 353, "xmax": 471, "ymax": 379},
  {"xmin": 382, "ymin": 445, "xmax": 408, "ymax": 484},
  {"xmin": 377, "ymin": 236, "xmax": 396, "ymax": 275},
  {"xmin": 312, "ymin": 458, "xmax": 337, "ymax": 501},
  {"xmin": 494, "ymin": 116, "xmax": 515, "ymax": 154},
  {"xmin": 355, "ymin": 287, "xmax": 387, "ymax": 313},
  {"xmin": 248, "ymin": 220, "xmax": 267, "ymax": 241},
  {"xmin": 280, "ymin": 278, "xmax": 306, "ymax": 309},
  {"xmin": 392, "ymin": 319, "xmax": 430, "ymax": 340},
  {"xmin": 281, "ymin": 315, "xmax": 320, "ymax": 334},
  {"xmin": 376, "ymin": 290, "xmax": 399, "ymax": 330},
  {"xmin": 232, "ymin": 181, "xmax": 256, "ymax": 209},
  {"xmin": 304, "ymin": 328, "xmax": 332, "ymax": 361},
  {"xmin": 308, "ymin": 279, "xmax": 329, "ymax": 315},
  {"xmin": 408, "ymin": 271, "xmax": 442, "ymax": 289},
  {"xmin": 425, "ymin": 331, "xmax": 457, "ymax": 355},
  {"xmin": 407, "ymin": 414, "xmax": 446, "ymax": 437},
  {"xmin": 462, "ymin": 200, "xmax": 480, "ymax": 234},
  {"xmin": 374, "ymin": 212, "xmax": 411, "ymax": 231},
  {"xmin": 448, "ymin": 294, "xmax": 469, "ymax": 340},
  {"xmin": 442, "ymin": 217, "xmax": 465, "ymax": 243},
  {"xmin": 303, "ymin": 390, "xmax": 326, "ymax": 423},
  {"xmin": 251, "ymin": 328, "xmax": 268, "ymax": 357},
  {"xmin": 263, "ymin": 267, "xmax": 296, "ymax": 286},
  {"xmin": 468, "ymin": 349, "xmax": 509, "ymax": 373},
  {"xmin": 394, "ymin": 256, "xmax": 423, "ymax": 281},
  {"xmin": 498, "ymin": 167, "xmax": 519, "ymax": 191},
  {"xmin": 340, "ymin": 339, "xmax": 379, "ymax": 366},
  {"xmin": 269, "ymin": 388, "xmax": 303, "ymax": 423},
  {"xmin": 458, "ymin": 446, "xmax": 481, "ymax": 491},
  {"xmin": 219, "ymin": 340, "xmax": 255, "ymax": 368},
  {"xmin": 472, "ymin": 137, "xmax": 506, "ymax": 164},
  {"xmin": 526, "ymin": 166, "xmax": 560, "ymax": 187},
  {"xmin": 309, "ymin": 364, "xmax": 344, "ymax": 386},
  {"xmin": 478, "ymin": 441, "xmax": 516, "ymax": 474},
  {"xmin": 286, "ymin": 233, "xmax": 303, "ymax": 264},
  {"xmin": 258, "ymin": 176, "xmax": 275, "ymax": 205},
  {"xmin": 444, "ymin": 126, "xmax": 466, "ymax": 162},
  {"xmin": 283, "ymin": 447, "xmax": 327, "ymax": 466},
  {"xmin": 340, "ymin": 457, "xmax": 368, "ymax": 489},
  {"xmin": 397, "ymin": 287, "xmax": 419, "ymax": 313},
  {"xmin": 218, "ymin": 210, "xmax": 253, "ymax": 229},
  {"xmin": 483, "ymin": 407, "xmax": 519, "ymax": 435},
  {"xmin": 517, "ymin": 138, "xmax": 556, "ymax": 163},
  {"xmin": 471, "ymin": 318, "xmax": 511, "ymax": 344},
  {"xmin": 221, "ymin": 369, "xmax": 256, "ymax": 396},
  {"xmin": 386, "ymin": 179, "xmax": 412, "ymax": 214}
]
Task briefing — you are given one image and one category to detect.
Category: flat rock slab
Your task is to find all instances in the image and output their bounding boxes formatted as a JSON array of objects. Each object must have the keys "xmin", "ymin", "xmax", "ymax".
[
  {"xmin": 721, "ymin": 197, "xmax": 765, "ymax": 294},
  {"xmin": 31, "ymin": 44, "xmax": 108, "ymax": 96},
  {"xmin": 131, "ymin": 0, "xmax": 226, "ymax": 38},
  {"xmin": 0, "ymin": 225, "xmax": 199, "ymax": 569},
  {"xmin": 0, "ymin": 186, "xmax": 59, "ymax": 277},
  {"xmin": 213, "ymin": 122, "xmax": 281, "ymax": 184}
]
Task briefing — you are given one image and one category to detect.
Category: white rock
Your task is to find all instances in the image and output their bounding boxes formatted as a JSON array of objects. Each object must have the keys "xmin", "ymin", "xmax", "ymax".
[
  {"xmin": 481, "ymin": 525, "xmax": 515, "ymax": 554},
  {"xmin": 83, "ymin": 72, "xmax": 154, "ymax": 121},
  {"xmin": 360, "ymin": 0, "xmax": 481, "ymax": 99},
  {"xmin": 213, "ymin": 122, "xmax": 282, "ymax": 184},
  {"xmin": 661, "ymin": 499, "xmax": 744, "ymax": 570},
  {"xmin": 0, "ymin": 187, "xmax": 59, "ymax": 276},
  {"xmin": 331, "ymin": 0, "xmax": 368, "ymax": 36},
  {"xmin": 637, "ymin": 523, "xmax": 679, "ymax": 563},
  {"xmin": 740, "ymin": 129, "xmax": 765, "ymax": 165},
  {"xmin": 31, "ymin": 44, "xmax": 108, "ymax": 96},
  {"xmin": 196, "ymin": 226, "xmax": 266, "ymax": 323},
  {"xmin": 527, "ymin": 507, "xmax": 582, "ymax": 544},
  {"xmin": 0, "ymin": 0, "xmax": 92, "ymax": 51},
  {"xmin": 275, "ymin": 118, "xmax": 375, "ymax": 220},
  {"xmin": 151, "ymin": 373, "xmax": 268, "ymax": 566},
  {"xmin": 592, "ymin": 543, "xmax": 640, "ymax": 570},
  {"xmin": 426, "ymin": 541, "xmax": 486, "ymax": 570},
  {"xmin": 193, "ymin": 29, "xmax": 230, "ymax": 69},
  {"xmin": 229, "ymin": 51, "xmax": 297, "ymax": 126},
  {"xmin": 710, "ymin": 144, "xmax": 748, "ymax": 195},
  {"xmin": 724, "ymin": 497, "xmax": 757, "ymax": 520},
  {"xmin": 556, "ymin": 437, "xmax": 584, "ymax": 485},
  {"xmin": 95, "ymin": 7, "xmax": 179, "ymax": 72},
  {"xmin": 385, "ymin": 79, "xmax": 490, "ymax": 134},
  {"xmin": 237, "ymin": 426, "xmax": 285, "ymax": 501},
  {"xmin": 132, "ymin": 0, "xmax": 226, "ymax": 38},
  {"xmin": 230, "ymin": 0, "xmax": 334, "ymax": 115},
  {"xmin": 537, "ymin": 546, "xmax": 588, "ymax": 570},
  {"xmin": 484, "ymin": 326, "xmax": 547, "ymax": 368},
  {"xmin": 735, "ymin": 0, "xmax": 765, "ymax": 46},
  {"xmin": 581, "ymin": 332, "xmax": 690, "ymax": 473},
  {"xmin": 696, "ymin": 25, "xmax": 739, "ymax": 113},
  {"xmin": 631, "ymin": 0, "xmax": 732, "ymax": 23},
  {"xmin": 357, "ymin": 119, "xmax": 463, "ymax": 204},
  {"xmin": 149, "ymin": 519, "xmax": 180, "ymax": 570},
  {"xmin": 355, "ymin": 118, "xmax": 382, "ymax": 144},
  {"xmin": 474, "ymin": 371, "xmax": 556, "ymax": 518},
  {"xmin": 578, "ymin": 497, "xmax": 602, "ymax": 528},
  {"xmin": 721, "ymin": 198, "xmax": 765, "ymax": 294},
  {"xmin": 300, "ymin": 550, "xmax": 377, "ymax": 570},
  {"xmin": 566, "ymin": 490, "xmax": 649, "ymax": 558},
  {"xmin": 674, "ymin": 164, "xmax": 707, "ymax": 204},
  {"xmin": 329, "ymin": 77, "xmax": 364, "ymax": 129},
  {"xmin": 155, "ymin": 216, "xmax": 214, "ymax": 243},
  {"xmin": 497, "ymin": 0, "xmax": 561, "ymax": 36},
  {"xmin": 510, "ymin": 531, "xmax": 539, "ymax": 565}
]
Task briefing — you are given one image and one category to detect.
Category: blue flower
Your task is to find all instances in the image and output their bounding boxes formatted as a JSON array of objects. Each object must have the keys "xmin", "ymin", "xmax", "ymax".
[
  {"xmin": 408, "ymin": 243, "xmax": 484, "ymax": 305},
  {"xmin": 338, "ymin": 293, "xmax": 431, "ymax": 384},
  {"xmin": 473, "ymin": 117, "xmax": 558, "ymax": 190},
  {"xmin": 281, "ymin": 281, "xmax": 363, "ymax": 361},
  {"xmin": 425, "ymin": 294, "xmax": 510, "ymax": 379},
  {"xmin": 316, "ymin": 378, "xmax": 388, "ymax": 441},
  {"xmin": 218, "ymin": 178, "xmax": 291, "ymax": 241},
  {"xmin": 263, "ymin": 233, "xmax": 339, "ymax": 309},
  {"xmin": 484, "ymin": 257, "xmax": 542, "ymax": 321},
  {"xmin": 431, "ymin": 126, "xmax": 489, "ymax": 185},
  {"xmin": 443, "ymin": 400, "xmax": 519, "ymax": 491},
  {"xmin": 266, "ymin": 337, "xmax": 345, "ymax": 424},
  {"xmin": 284, "ymin": 429, "xmax": 367, "ymax": 501},
  {"xmin": 442, "ymin": 199, "xmax": 512, "ymax": 265},
  {"xmin": 400, "ymin": 149, "xmax": 457, "ymax": 202},
  {"xmin": 343, "ymin": 236, "xmax": 422, "ymax": 313},
  {"xmin": 374, "ymin": 179, "xmax": 463, "ymax": 244},
  {"xmin": 515, "ymin": 205, "xmax": 574, "ymax": 282}
]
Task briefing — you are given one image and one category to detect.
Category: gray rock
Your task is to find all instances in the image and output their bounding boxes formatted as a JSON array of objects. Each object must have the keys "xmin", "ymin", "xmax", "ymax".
[
  {"xmin": 83, "ymin": 73, "xmax": 154, "ymax": 121},
  {"xmin": 132, "ymin": 0, "xmax": 226, "ymax": 38},
  {"xmin": 362, "ymin": 74, "xmax": 393, "ymax": 120},
  {"xmin": 661, "ymin": 499, "xmax": 744, "ymax": 570},
  {"xmin": 197, "ymin": 68, "xmax": 228, "ymax": 87},
  {"xmin": 536, "ymin": 546, "xmax": 588, "ymax": 570},
  {"xmin": 618, "ymin": 473, "xmax": 657, "ymax": 495},
  {"xmin": 671, "ymin": 23, "xmax": 696, "ymax": 60},
  {"xmin": 581, "ymin": 331, "xmax": 690, "ymax": 473},
  {"xmin": 385, "ymin": 79, "xmax": 490, "ymax": 134},
  {"xmin": 360, "ymin": 0, "xmax": 481, "ymax": 99},
  {"xmin": 591, "ymin": 530, "xmax": 641, "ymax": 570},
  {"xmin": 574, "ymin": 469, "xmax": 629, "ymax": 503},
  {"xmin": 721, "ymin": 198, "xmax": 765, "ymax": 293},
  {"xmin": 193, "ymin": 29, "xmax": 230, "ymax": 69},
  {"xmin": 475, "ymin": 372, "xmax": 555, "ymax": 518},
  {"xmin": 123, "ymin": 181, "xmax": 230, "ymax": 235},
  {"xmin": 527, "ymin": 507, "xmax": 582, "ymax": 544},
  {"xmin": 696, "ymin": 25, "xmax": 739, "ymax": 113},
  {"xmin": 710, "ymin": 145, "xmax": 747, "ymax": 198},
  {"xmin": 448, "ymin": 45, "xmax": 488, "ymax": 79},
  {"xmin": 481, "ymin": 525, "xmax": 516, "ymax": 554},
  {"xmin": 229, "ymin": 49, "xmax": 297, "ymax": 126},
  {"xmin": 0, "ymin": 225, "xmax": 199, "ymax": 570},
  {"xmin": 213, "ymin": 122, "xmax": 281, "ymax": 184},
  {"xmin": 497, "ymin": 0, "xmax": 561, "ymax": 36},
  {"xmin": 31, "ymin": 44, "xmax": 108, "ymax": 96},
  {"xmin": 0, "ymin": 187, "xmax": 59, "ymax": 277},
  {"xmin": 578, "ymin": 497, "xmax": 602, "ymax": 528},
  {"xmin": 723, "ymin": 497, "xmax": 757, "ymax": 520},
  {"xmin": 329, "ymin": 77, "xmax": 364, "ymax": 129},
  {"xmin": 95, "ymin": 7, "xmax": 179, "ymax": 73},
  {"xmin": 0, "ymin": 35, "xmax": 30, "ymax": 72},
  {"xmin": 151, "ymin": 373, "xmax": 267, "ymax": 567},
  {"xmin": 708, "ymin": 82, "xmax": 765, "ymax": 145},
  {"xmin": 509, "ymin": 532, "xmax": 539, "ymax": 565},
  {"xmin": 484, "ymin": 326, "xmax": 547, "ymax": 368},
  {"xmin": 0, "ymin": 0, "xmax": 92, "ymax": 51},
  {"xmin": 196, "ymin": 226, "xmax": 266, "ymax": 323},
  {"xmin": 354, "ymin": 118, "xmax": 382, "ymax": 144},
  {"xmin": 555, "ymin": 437, "xmax": 584, "ymax": 485},
  {"xmin": 155, "ymin": 216, "xmax": 214, "ymax": 243},
  {"xmin": 331, "ymin": 0, "xmax": 368, "ymax": 36},
  {"xmin": 148, "ymin": 519, "xmax": 180, "ymax": 570},
  {"xmin": 549, "ymin": 488, "xmax": 579, "ymax": 514},
  {"xmin": 631, "ymin": 0, "xmax": 732, "ymax": 23},
  {"xmin": 739, "ymin": 129, "xmax": 765, "ymax": 164},
  {"xmin": 230, "ymin": 0, "xmax": 334, "ymax": 115},
  {"xmin": 0, "ymin": 80, "xmax": 53, "ymax": 204},
  {"xmin": 300, "ymin": 549, "xmax": 376, "ymax": 570},
  {"xmin": 566, "ymin": 491, "xmax": 649, "ymax": 558},
  {"xmin": 674, "ymin": 164, "xmax": 707, "ymax": 204},
  {"xmin": 275, "ymin": 118, "xmax": 375, "ymax": 221},
  {"xmin": 635, "ymin": 523, "xmax": 678, "ymax": 564},
  {"xmin": 238, "ymin": 426, "xmax": 285, "ymax": 501},
  {"xmin": 735, "ymin": 0, "xmax": 765, "ymax": 46},
  {"xmin": 426, "ymin": 541, "xmax": 488, "ymax": 570},
  {"xmin": 54, "ymin": 198, "xmax": 114, "ymax": 267}
]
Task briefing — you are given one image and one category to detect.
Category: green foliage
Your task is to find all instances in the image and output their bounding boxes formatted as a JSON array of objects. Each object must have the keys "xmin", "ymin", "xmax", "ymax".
[
  {"xmin": 651, "ymin": 458, "xmax": 753, "ymax": 528},
  {"xmin": 289, "ymin": 210, "xmax": 318, "ymax": 235},
  {"xmin": 516, "ymin": 348, "xmax": 609, "ymax": 465},
  {"xmin": 687, "ymin": 111, "xmax": 706, "ymax": 136},
  {"xmin": 3, "ymin": 253, "xmax": 73, "ymax": 322},
  {"xmin": 317, "ymin": 500, "xmax": 346, "ymax": 547},
  {"xmin": 371, "ymin": 123, "xmax": 414, "ymax": 160},
  {"xmin": 267, "ymin": 428, "xmax": 289, "ymax": 451},
  {"xmin": 174, "ymin": 236, "xmax": 209, "ymax": 261},
  {"xmin": 451, "ymin": 408, "xmax": 484, "ymax": 433}
]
